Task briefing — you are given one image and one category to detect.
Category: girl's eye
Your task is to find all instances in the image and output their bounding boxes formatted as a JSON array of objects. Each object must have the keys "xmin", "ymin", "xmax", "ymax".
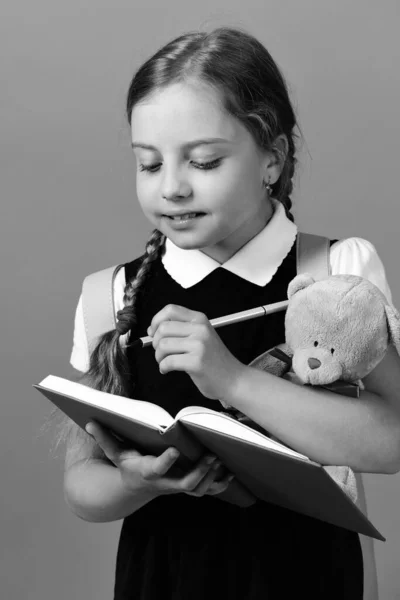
[
  {"xmin": 138, "ymin": 158, "xmax": 222, "ymax": 173},
  {"xmin": 139, "ymin": 163, "xmax": 162, "ymax": 173},
  {"xmin": 314, "ymin": 341, "xmax": 318, "ymax": 347},
  {"xmin": 192, "ymin": 158, "xmax": 222, "ymax": 170}
]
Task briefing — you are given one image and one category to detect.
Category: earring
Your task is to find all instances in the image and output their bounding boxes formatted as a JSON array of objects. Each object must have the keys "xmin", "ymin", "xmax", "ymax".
[{"xmin": 263, "ymin": 178, "xmax": 272, "ymax": 195}]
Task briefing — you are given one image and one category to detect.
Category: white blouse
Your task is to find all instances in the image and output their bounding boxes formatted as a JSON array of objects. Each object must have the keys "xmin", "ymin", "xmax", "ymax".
[{"xmin": 70, "ymin": 201, "xmax": 393, "ymax": 373}]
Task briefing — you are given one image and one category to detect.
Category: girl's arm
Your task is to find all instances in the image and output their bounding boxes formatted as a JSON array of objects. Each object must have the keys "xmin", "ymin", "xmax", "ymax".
[
  {"xmin": 59, "ymin": 370, "xmax": 153, "ymax": 522},
  {"xmin": 228, "ymin": 344, "xmax": 400, "ymax": 473},
  {"xmin": 64, "ymin": 458, "xmax": 158, "ymax": 523},
  {"xmin": 62, "ymin": 368, "xmax": 162, "ymax": 522},
  {"xmin": 63, "ymin": 424, "xmax": 157, "ymax": 523},
  {"xmin": 63, "ymin": 421, "xmax": 232, "ymax": 523},
  {"xmin": 149, "ymin": 304, "xmax": 400, "ymax": 475}
]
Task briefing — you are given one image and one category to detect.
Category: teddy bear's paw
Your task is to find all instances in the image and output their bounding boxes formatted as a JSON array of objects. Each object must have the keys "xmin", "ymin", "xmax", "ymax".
[{"xmin": 249, "ymin": 343, "xmax": 292, "ymax": 377}]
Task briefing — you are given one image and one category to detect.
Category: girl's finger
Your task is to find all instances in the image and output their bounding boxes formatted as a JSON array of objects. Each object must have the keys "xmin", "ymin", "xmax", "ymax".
[
  {"xmin": 85, "ymin": 421, "xmax": 126, "ymax": 466},
  {"xmin": 154, "ymin": 337, "xmax": 197, "ymax": 365},
  {"xmin": 158, "ymin": 352, "xmax": 199, "ymax": 376},
  {"xmin": 148, "ymin": 304, "xmax": 207, "ymax": 337},
  {"xmin": 177, "ymin": 456, "xmax": 221, "ymax": 494},
  {"xmin": 141, "ymin": 447, "xmax": 181, "ymax": 480},
  {"xmin": 151, "ymin": 320, "xmax": 199, "ymax": 347},
  {"xmin": 185, "ymin": 462, "xmax": 224, "ymax": 497},
  {"xmin": 157, "ymin": 454, "xmax": 217, "ymax": 494},
  {"xmin": 187, "ymin": 462, "xmax": 233, "ymax": 497},
  {"xmin": 206, "ymin": 474, "xmax": 235, "ymax": 496}
]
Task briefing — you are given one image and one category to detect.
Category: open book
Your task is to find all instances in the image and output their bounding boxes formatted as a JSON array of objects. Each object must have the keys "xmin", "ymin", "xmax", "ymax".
[{"xmin": 34, "ymin": 375, "xmax": 384, "ymax": 541}]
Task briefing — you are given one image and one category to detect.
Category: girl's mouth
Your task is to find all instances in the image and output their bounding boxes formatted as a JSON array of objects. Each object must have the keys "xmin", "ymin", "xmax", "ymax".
[
  {"xmin": 164, "ymin": 213, "xmax": 206, "ymax": 228},
  {"xmin": 165, "ymin": 212, "xmax": 204, "ymax": 220}
]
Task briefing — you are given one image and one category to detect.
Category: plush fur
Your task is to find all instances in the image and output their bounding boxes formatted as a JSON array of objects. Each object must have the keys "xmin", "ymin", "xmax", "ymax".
[
  {"xmin": 285, "ymin": 273, "xmax": 400, "ymax": 385},
  {"xmin": 249, "ymin": 274, "xmax": 400, "ymax": 386}
]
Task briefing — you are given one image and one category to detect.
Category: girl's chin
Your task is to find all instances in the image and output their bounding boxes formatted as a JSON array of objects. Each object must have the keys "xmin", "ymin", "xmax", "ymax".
[
  {"xmin": 160, "ymin": 216, "xmax": 210, "ymax": 245},
  {"xmin": 166, "ymin": 234, "xmax": 206, "ymax": 250}
]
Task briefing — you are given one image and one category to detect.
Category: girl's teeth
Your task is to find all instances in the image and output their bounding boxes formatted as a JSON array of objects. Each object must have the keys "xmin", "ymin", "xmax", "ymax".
[{"xmin": 173, "ymin": 213, "xmax": 197, "ymax": 220}]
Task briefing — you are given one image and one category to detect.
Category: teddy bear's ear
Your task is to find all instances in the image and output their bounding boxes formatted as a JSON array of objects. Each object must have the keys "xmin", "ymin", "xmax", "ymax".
[
  {"xmin": 287, "ymin": 273, "xmax": 316, "ymax": 300},
  {"xmin": 385, "ymin": 304, "xmax": 400, "ymax": 354}
]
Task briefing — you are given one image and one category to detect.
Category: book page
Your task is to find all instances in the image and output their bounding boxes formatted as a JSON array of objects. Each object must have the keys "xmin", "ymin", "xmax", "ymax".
[
  {"xmin": 177, "ymin": 406, "xmax": 309, "ymax": 461},
  {"xmin": 39, "ymin": 375, "xmax": 174, "ymax": 429}
]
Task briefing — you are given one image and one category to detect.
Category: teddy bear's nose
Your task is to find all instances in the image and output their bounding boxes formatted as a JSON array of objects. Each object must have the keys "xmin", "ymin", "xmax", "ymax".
[{"xmin": 308, "ymin": 358, "xmax": 321, "ymax": 370}]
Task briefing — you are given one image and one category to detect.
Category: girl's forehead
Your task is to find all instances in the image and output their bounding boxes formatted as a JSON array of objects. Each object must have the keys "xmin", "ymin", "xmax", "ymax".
[{"xmin": 130, "ymin": 82, "xmax": 241, "ymax": 147}]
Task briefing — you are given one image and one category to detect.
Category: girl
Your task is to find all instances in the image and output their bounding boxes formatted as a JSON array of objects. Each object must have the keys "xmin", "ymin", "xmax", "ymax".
[{"xmin": 63, "ymin": 27, "xmax": 400, "ymax": 599}]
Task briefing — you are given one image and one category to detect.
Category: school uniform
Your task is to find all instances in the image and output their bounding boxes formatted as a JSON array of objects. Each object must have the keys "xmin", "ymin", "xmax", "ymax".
[{"xmin": 71, "ymin": 199, "xmax": 392, "ymax": 599}]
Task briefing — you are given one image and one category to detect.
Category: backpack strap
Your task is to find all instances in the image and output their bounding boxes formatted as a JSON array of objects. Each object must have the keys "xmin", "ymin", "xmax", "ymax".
[
  {"xmin": 296, "ymin": 231, "xmax": 378, "ymax": 595},
  {"xmin": 82, "ymin": 264, "xmax": 123, "ymax": 353},
  {"xmin": 296, "ymin": 232, "xmax": 331, "ymax": 279}
]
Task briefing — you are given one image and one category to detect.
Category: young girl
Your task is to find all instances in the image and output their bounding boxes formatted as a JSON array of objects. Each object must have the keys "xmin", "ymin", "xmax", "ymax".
[{"xmin": 64, "ymin": 27, "xmax": 400, "ymax": 599}]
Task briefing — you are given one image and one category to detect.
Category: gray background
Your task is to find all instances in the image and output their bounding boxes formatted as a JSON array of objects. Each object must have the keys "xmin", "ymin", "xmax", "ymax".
[{"xmin": 2, "ymin": 0, "xmax": 400, "ymax": 598}]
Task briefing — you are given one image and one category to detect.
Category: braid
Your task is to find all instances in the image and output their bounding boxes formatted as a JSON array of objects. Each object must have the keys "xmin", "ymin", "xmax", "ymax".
[
  {"xmin": 46, "ymin": 229, "xmax": 166, "ymax": 461},
  {"xmin": 122, "ymin": 229, "xmax": 166, "ymax": 322},
  {"xmin": 271, "ymin": 136, "xmax": 296, "ymax": 223},
  {"xmin": 82, "ymin": 228, "xmax": 166, "ymax": 397}
]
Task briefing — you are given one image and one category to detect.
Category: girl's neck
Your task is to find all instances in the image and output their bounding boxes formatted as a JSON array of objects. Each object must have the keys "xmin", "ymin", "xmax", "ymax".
[{"xmin": 200, "ymin": 199, "xmax": 274, "ymax": 264}]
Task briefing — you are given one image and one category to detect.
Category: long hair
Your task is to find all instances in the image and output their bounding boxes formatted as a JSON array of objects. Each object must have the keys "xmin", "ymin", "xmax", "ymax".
[{"xmin": 51, "ymin": 27, "xmax": 300, "ymax": 458}]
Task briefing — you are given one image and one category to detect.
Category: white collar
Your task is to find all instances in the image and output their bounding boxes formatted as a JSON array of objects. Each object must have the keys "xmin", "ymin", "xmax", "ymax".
[{"xmin": 161, "ymin": 198, "xmax": 297, "ymax": 288}]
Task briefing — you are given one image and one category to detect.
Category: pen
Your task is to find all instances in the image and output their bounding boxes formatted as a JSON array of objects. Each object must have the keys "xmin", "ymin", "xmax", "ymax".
[{"xmin": 129, "ymin": 299, "xmax": 289, "ymax": 349}]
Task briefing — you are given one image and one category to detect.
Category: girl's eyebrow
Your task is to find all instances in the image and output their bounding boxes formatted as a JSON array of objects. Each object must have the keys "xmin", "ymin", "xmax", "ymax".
[{"xmin": 131, "ymin": 138, "xmax": 231, "ymax": 151}]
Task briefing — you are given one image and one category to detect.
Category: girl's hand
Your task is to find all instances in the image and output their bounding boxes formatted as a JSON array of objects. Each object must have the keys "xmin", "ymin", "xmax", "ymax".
[
  {"xmin": 148, "ymin": 304, "xmax": 246, "ymax": 401},
  {"xmin": 85, "ymin": 421, "xmax": 234, "ymax": 498}
]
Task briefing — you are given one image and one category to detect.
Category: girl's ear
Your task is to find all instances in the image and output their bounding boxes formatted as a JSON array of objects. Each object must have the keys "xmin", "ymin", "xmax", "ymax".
[
  {"xmin": 287, "ymin": 273, "xmax": 315, "ymax": 300},
  {"xmin": 263, "ymin": 134, "xmax": 289, "ymax": 182},
  {"xmin": 272, "ymin": 134, "xmax": 289, "ymax": 168}
]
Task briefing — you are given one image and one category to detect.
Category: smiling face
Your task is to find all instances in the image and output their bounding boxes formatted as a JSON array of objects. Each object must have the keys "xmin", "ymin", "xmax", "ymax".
[{"xmin": 130, "ymin": 81, "xmax": 277, "ymax": 263}]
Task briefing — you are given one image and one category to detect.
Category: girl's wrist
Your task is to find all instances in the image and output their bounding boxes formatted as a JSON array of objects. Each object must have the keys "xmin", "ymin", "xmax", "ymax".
[{"xmin": 220, "ymin": 363, "xmax": 253, "ymax": 409}]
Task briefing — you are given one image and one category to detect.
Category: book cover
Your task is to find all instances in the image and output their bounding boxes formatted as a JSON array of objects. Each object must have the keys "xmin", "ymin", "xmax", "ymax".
[{"xmin": 34, "ymin": 375, "xmax": 385, "ymax": 540}]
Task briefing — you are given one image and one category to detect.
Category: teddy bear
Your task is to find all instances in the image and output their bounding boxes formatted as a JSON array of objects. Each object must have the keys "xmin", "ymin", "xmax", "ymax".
[
  {"xmin": 227, "ymin": 273, "xmax": 400, "ymax": 502},
  {"xmin": 250, "ymin": 273, "xmax": 400, "ymax": 387}
]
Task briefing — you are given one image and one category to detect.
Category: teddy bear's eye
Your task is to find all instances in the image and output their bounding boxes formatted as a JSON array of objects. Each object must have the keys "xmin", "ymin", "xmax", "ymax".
[
  {"xmin": 314, "ymin": 341, "xmax": 318, "ymax": 347},
  {"xmin": 331, "ymin": 348, "xmax": 335, "ymax": 355}
]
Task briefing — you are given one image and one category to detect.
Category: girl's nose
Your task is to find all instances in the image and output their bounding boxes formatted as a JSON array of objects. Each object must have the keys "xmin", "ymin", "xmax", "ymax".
[
  {"xmin": 308, "ymin": 358, "xmax": 321, "ymax": 370},
  {"xmin": 161, "ymin": 168, "xmax": 191, "ymax": 201}
]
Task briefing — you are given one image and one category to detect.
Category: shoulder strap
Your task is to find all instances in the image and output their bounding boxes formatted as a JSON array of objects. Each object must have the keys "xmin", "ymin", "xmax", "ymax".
[
  {"xmin": 82, "ymin": 264, "xmax": 122, "ymax": 353},
  {"xmin": 296, "ymin": 232, "xmax": 331, "ymax": 279},
  {"xmin": 295, "ymin": 232, "xmax": 379, "ymax": 592}
]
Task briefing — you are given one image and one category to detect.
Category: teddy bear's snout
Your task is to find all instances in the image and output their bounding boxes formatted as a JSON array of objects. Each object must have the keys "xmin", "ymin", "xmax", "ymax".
[
  {"xmin": 308, "ymin": 358, "xmax": 321, "ymax": 370},
  {"xmin": 293, "ymin": 348, "xmax": 343, "ymax": 385}
]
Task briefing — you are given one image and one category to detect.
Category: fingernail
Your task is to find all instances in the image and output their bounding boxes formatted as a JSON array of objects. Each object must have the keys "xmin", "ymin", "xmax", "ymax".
[
  {"xmin": 147, "ymin": 326, "xmax": 152, "ymax": 336},
  {"xmin": 227, "ymin": 474, "xmax": 235, "ymax": 482},
  {"xmin": 85, "ymin": 424, "xmax": 93, "ymax": 435}
]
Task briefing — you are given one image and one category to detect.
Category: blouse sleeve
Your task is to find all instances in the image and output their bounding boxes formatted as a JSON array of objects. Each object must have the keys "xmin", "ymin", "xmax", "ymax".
[
  {"xmin": 329, "ymin": 237, "xmax": 394, "ymax": 305},
  {"xmin": 69, "ymin": 267, "xmax": 128, "ymax": 373},
  {"xmin": 69, "ymin": 294, "xmax": 89, "ymax": 373}
]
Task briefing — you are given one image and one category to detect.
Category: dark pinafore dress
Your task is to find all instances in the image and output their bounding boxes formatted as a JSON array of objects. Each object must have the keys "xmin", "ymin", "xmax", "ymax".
[{"xmin": 113, "ymin": 239, "xmax": 363, "ymax": 600}]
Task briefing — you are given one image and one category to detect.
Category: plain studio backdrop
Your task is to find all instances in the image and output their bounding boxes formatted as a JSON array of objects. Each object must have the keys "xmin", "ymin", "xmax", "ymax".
[{"xmin": 1, "ymin": 1, "xmax": 399, "ymax": 598}]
